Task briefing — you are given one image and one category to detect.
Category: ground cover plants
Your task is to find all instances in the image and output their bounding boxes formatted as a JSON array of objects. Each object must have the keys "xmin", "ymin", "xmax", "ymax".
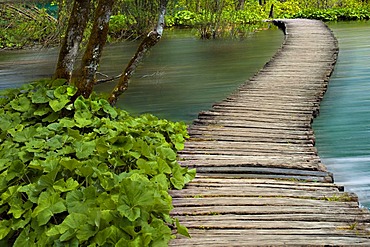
[{"xmin": 0, "ymin": 79, "xmax": 195, "ymax": 246}]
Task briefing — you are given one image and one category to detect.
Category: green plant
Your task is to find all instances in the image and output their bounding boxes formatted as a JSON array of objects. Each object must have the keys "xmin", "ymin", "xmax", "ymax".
[
  {"xmin": 0, "ymin": 79, "xmax": 195, "ymax": 246},
  {"xmin": 0, "ymin": 4, "xmax": 57, "ymax": 49},
  {"xmin": 173, "ymin": 10, "xmax": 200, "ymax": 26}
]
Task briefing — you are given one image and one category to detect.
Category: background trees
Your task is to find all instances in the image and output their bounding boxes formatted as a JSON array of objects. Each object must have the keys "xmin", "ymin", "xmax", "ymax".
[{"xmin": 53, "ymin": 0, "xmax": 168, "ymax": 104}]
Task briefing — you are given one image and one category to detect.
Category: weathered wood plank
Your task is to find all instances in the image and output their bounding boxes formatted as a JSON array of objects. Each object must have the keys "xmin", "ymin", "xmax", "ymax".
[
  {"xmin": 170, "ymin": 188, "xmax": 349, "ymax": 199},
  {"xmin": 175, "ymin": 214, "xmax": 370, "ymax": 223},
  {"xmin": 169, "ymin": 19, "xmax": 370, "ymax": 246}
]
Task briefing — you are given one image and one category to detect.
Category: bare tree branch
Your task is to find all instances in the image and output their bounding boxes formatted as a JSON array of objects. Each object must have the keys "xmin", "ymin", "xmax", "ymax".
[{"xmin": 108, "ymin": 0, "xmax": 168, "ymax": 105}]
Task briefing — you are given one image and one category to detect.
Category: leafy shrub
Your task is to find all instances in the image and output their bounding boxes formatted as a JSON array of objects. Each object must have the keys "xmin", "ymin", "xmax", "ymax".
[
  {"xmin": 293, "ymin": 7, "xmax": 370, "ymax": 21},
  {"xmin": 173, "ymin": 10, "xmax": 200, "ymax": 26},
  {"xmin": 0, "ymin": 5, "xmax": 57, "ymax": 49},
  {"xmin": 0, "ymin": 79, "xmax": 194, "ymax": 246},
  {"xmin": 109, "ymin": 14, "xmax": 138, "ymax": 40}
]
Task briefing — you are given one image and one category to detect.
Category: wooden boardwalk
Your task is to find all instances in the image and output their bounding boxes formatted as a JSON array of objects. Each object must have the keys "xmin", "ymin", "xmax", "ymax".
[{"xmin": 169, "ymin": 19, "xmax": 370, "ymax": 246}]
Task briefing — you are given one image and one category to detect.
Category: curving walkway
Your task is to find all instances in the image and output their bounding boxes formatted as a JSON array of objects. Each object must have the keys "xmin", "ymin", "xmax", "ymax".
[{"xmin": 169, "ymin": 19, "xmax": 370, "ymax": 246}]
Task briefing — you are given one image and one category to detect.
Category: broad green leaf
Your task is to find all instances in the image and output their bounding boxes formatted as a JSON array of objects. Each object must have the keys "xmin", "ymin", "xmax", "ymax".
[
  {"xmin": 31, "ymin": 87, "xmax": 49, "ymax": 103},
  {"xmin": 184, "ymin": 168, "xmax": 196, "ymax": 184},
  {"xmin": 6, "ymin": 162, "xmax": 25, "ymax": 182},
  {"xmin": 8, "ymin": 197, "xmax": 32, "ymax": 219},
  {"xmin": 32, "ymin": 190, "xmax": 66, "ymax": 226},
  {"xmin": 53, "ymin": 213, "xmax": 90, "ymax": 242},
  {"xmin": 46, "ymin": 135, "xmax": 65, "ymax": 150},
  {"xmin": 10, "ymin": 96, "xmax": 31, "ymax": 112},
  {"xmin": 54, "ymin": 85, "xmax": 68, "ymax": 99},
  {"xmin": 53, "ymin": 178, "xmax": 79, "ymax": 193},
  {"xmin": 65, "ymin": 190, "xmax": 84, "ymax": 213},
  {"xmin": 151, "ymin": 174, "xmax": 169, "ymax": 190},
  {"xmin": 73, "ymin": 140, "xmax": 96, "ymax": 159},
  {"xmin": 170, "ymin": 165, "xmax": 186, "ymax": 190},
  {"xmin": 0, "ymin": 112, "xmax": 21, "ymax": 131},
  {"xmin": 41, "ymin": 159, "xmax": 60, "ymax": 176},
  {"xmin": 37, "ymin": 168, "xmax": 58, "ymax": 189},
  {"xmin": 96, "ymin": 193, "xmax": 116, "ymax": 210},
  {"xmin": 77, "ymin": 164, "xmax": 95, "ymax": 177},
  {"xmin": 42, "ymin": 112, "xmax": 59, "ymax": 122},
  {"xmin": 137, "ymin": 159, "xmax": 157, "ymax": 175},
  {"xmin": 74, "ymin": 110, "xmax": 93, "ymax": 127},
  {"xmin": 25, "ymin": 139, "xmax": 46, "ymax": 152},
  {"xmin": 175, "ymin": 218, "xmax": 190, "ymax": 238},
  {"xmin": 11, "ymin": 210, "xmax": 31, "ymax": 230},
  {"xmin": 13, "ymin": 226, "xmax": 37, "ymax": 247},
  {"xmin": 156, "ymin": 146, "xmax": 177, "ymax": 161},
  {"xmin": 47, "ymin": 123, "xmax": 63, "ymax": 131},
  {"xmin": 9, "ymin": 125, "xmax": 36, "ymax": 143},
  {"xmin": 117, "ymin": 203, "xmax": 140, "ymax": 222},
  {"xmin": 59, "ymin": 229, "xmax": 76, "ymax": 242},
  {"xmin": 18, "ymin": 184, "xmax": 39, "ymax": 203},
  {"xmin": 60, "ymin": 119, "xmax": 76, "ymax": 128},
  {"xmin": 0, "ymin": 220, "xmax": 11, "ymax": 239},
  {"xmin": 49, "ymin": 98, "xmax": 70, "ymax": 112},
  {"xmin": 18, "ymin": 140, "xmax": 37, "ymax": 154},
  {"xmin": 76, "ymin": 223, "xmax": 97, "ymax": 242},
  {"xmin": 74, "ymin": 96, "xmax": 89, "ymax": 111},
  {"xmin": 52, "ymin": 79, "xmax": 67, "ymax": 87},
  {"xmin": 101, "ymin": 100, "xmax": 117, "ymax": 118},
  {"xmin": 94, "ymin": 225, "xmax": 128, "ymax": 246},
  {"xmin": 67, "ymin": 86, "xmax": 78, "ymax": 96},
  {"xmin": 60, "ymin": 158, "xmax": 81, "ymax": 171},
  {"xmin": 66, "ymin": 187, "xmax": 97, "ymax": 214},
  {"xmin": 0, "ymin": 159, "xmax": 11, "ymax": 172},
  {"xmin": 171, "ymin": 133, "xmax": 185, "ymax": 150},
  {"xmin": 157, "ymin": 158, "xmax": 172, "ymax": 174}
]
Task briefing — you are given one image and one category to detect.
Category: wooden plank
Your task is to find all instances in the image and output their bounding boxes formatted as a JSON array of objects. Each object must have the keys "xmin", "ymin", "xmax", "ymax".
[
  {"xmin": 169, "ymin": 19, "xmax": 370, "ymax": 246},
  {"xmin": 170, "ymin": 188, "xmax": 350, "ymax": 199},
  {"xmin": 172, "ymin": 197, "xmax": 357, "ymax": 207}
]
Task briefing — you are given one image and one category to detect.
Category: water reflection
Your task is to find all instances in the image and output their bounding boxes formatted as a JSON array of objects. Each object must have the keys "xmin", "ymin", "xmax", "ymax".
[
  {"xmin": 96, "ymin": 29, "xmax": 284, "ymax": 122},
  {"xmin": 0, "ymin": 28, "xmax": 283, "ymax": 123},
  {"xmin": 313, "ymin": 21, "xmax": 370, "ymax": 208}
]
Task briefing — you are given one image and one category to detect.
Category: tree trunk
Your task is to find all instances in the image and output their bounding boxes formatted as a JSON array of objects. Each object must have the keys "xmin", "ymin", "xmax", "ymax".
[
  {"xmin": 108, "ymin": 0, "xmax": 168, "ymax": 105},
  {"xmin": 236, "ymin": 0, "xmax": 245, "ymax": 10},
  {"xmin": 54, "ymin": 0, "xmax": 90, "ymax": 81},
  {"xmin": 76, "ymin": 0, "xmax": 115, "ymax": 98}
]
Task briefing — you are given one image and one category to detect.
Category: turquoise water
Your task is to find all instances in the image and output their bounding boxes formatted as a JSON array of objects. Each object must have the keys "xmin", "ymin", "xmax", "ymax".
[
  {"xmin": 313, "ymin": 21, "xmax": 370, "ymax": 208},
  {"xmin": 96, "ymin": 28, "xmax": 284, "ymax": 122},
  {"xmin": 0, "ymin": 28, "xmax": 283, "ymax": 124}
]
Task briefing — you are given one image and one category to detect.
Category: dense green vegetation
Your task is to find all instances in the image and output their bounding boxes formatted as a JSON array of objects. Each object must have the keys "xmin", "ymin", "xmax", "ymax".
[
  {"xmin": 0, "ymin": 79, "xmax": 195, "ymax": 245},
  {"xmin": 1, "ymin": 0, "xmax": 370, "ymax": 48}
]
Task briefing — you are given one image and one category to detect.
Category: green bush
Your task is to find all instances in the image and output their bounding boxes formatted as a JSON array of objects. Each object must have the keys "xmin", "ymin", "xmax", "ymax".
[
  {"xmin": 0, "ymin": 79, "xmax": 194, "ymax": 246},
  {"xmin": 0, "ymin": 5, "xmax": 57, "ymax": 49},
  {"xmin": 173, "ymin": 10, "xmax": 200, "ymax": 27},
  {"xmin": 293, "ymin": 7, "xmax": 370, "ymax": 21}
]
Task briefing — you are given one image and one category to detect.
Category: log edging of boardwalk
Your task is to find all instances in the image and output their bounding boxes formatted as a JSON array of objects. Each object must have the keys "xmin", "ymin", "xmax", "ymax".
[{"xmin": 169, "ymin": 19, "xmax": 370, "ymax": 246}]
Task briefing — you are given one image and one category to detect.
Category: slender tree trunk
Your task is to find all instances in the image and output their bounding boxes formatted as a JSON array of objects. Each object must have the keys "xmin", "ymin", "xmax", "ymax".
[
  {"xmin": 76, "ymin": 0, "xmax": 115, "ymax": 98},
  {"xmin": 236, "ymin": 0, "xmax": 245, "ymax": 10},
  {"xmin": 108, "ymin": 0, "xmax": 168, "ymax": 105},
  {"xmin": 54, "ymin": 0, "xmax": 90, "ymax": 81}
]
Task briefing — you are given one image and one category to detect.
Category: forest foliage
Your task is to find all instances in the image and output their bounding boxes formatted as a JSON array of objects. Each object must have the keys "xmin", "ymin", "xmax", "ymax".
[{"xmin": 1, "ymin": 0, "xmax": 370, "ymax": 49}]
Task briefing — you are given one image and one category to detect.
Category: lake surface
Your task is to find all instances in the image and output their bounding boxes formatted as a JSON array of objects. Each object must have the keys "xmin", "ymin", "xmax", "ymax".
[
  {"xmin": 313, "ymin": 21, "xmax": 370, "ymax": 208},
  {"xmin": 0, "ymin": 28, "xmax": 283, "ymax": 122}
]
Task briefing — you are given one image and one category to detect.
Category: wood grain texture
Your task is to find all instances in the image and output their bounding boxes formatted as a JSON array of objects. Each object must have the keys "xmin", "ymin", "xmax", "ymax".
[{"xmin": 169, "ymin": 19, "xmax": 370, "ymax": 246}]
